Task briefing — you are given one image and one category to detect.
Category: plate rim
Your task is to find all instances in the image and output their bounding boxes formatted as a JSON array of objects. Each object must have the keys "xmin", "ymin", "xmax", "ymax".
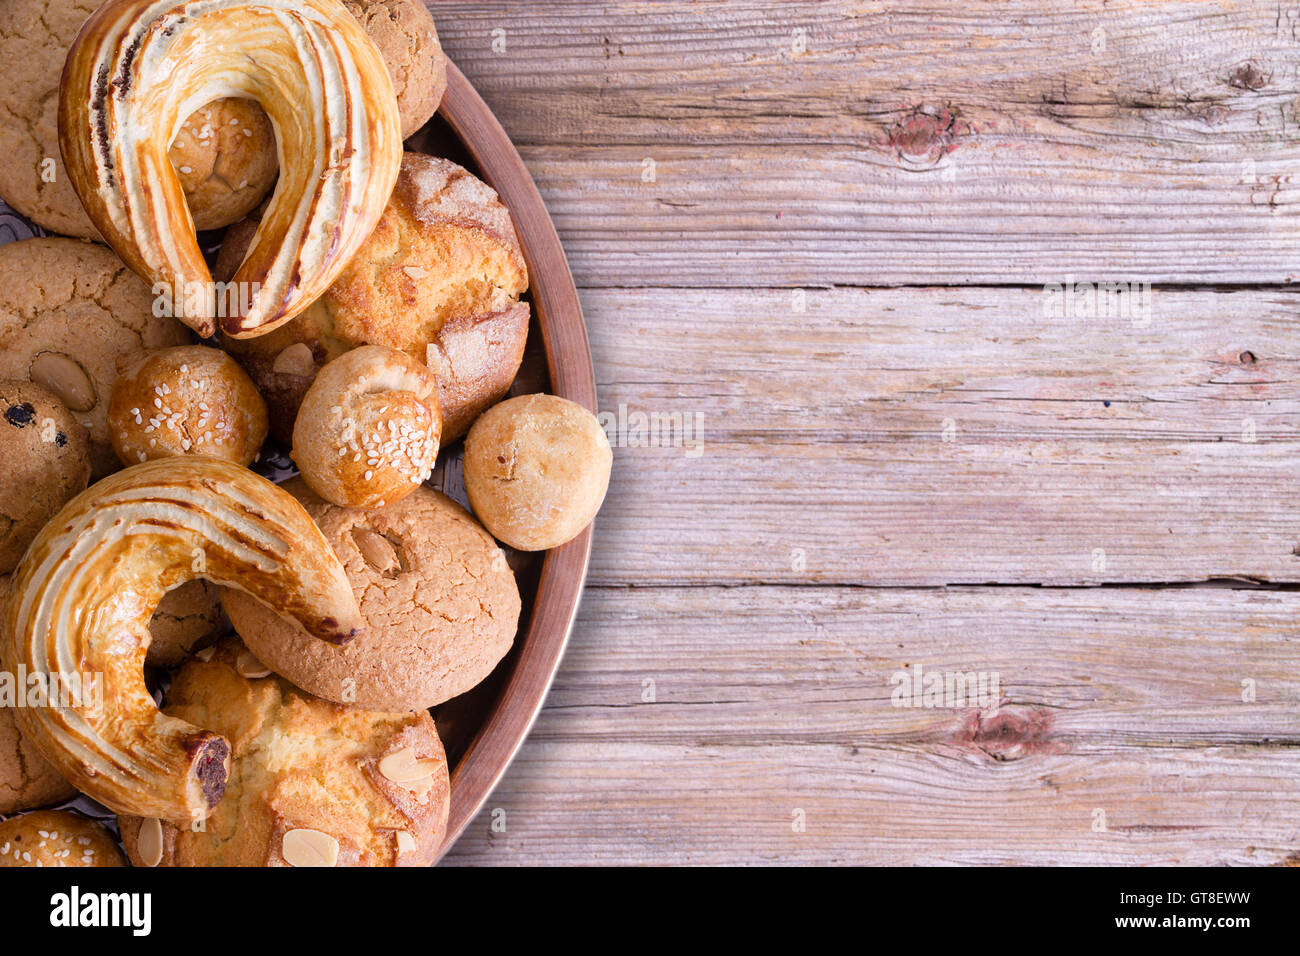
[{"xmin": 432, "ymin": 59, "xmax": 596, "ymax": 861}]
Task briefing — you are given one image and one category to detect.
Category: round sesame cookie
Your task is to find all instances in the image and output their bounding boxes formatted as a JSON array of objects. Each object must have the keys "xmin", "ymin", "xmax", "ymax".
[
  {"xmin": 118, "ymin": 638, "xmax": 449, "ymax": 867},
  {"xmin": 0, "ymin": 810, "xmax": 125, "ymax": 867},
  {"xmin": 222, "ymin": 481, "xmax": 520, "ymax": 711},
  {"xmin": 108, "ymin": 345, "xmax": 268, "ymax": 467},
  {"xmin": 0, "ymin": 381, "xmax": 91, "ymax": 574},
  {"xmin": 0, "ymin": 239, "xmax": 191, "ymax": 476},
  {"xmin": 169, "ymin": 98, "xmax": 279, "ymax": 231},
  {"xmin": 0, "ymin": 0, "xmax": 277, "ymax": 237},
  {"xmin": 291, "ymin": 345, "xmax": 440, "ymax": 509}
]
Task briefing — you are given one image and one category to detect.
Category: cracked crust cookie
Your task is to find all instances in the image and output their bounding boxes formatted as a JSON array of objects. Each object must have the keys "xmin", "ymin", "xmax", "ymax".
[
  {"xmin": 0, "ymin": 688, "xmax": 77, "ymax": 815},
  {"xmin": 344, "ymin": 0, "xmax": 447, "ymax": 140},
  {"xmin": 217, "ymin": 153, "xmax": 530, "ymax": 443},
  {"xmin": 0, "ymin": 380, "xmax": 90, "ymax": 573},
  {"xmin": 118, "ymin": 638, "xmax": 449, "ymax": 867},
  {"xmin": 222, "ymin": 480, "xmax": 521, "ymax": 711},
  {"xmin": 0, "ymin": 0, "xmax": 277, "ymax": 237},
  {"xmin": 0, "ymin": 238, "xmax": 191, "ymax": 476},
  {"xmin": 0, "ymin": 810, "xmax": 125, "ymax": 867}
]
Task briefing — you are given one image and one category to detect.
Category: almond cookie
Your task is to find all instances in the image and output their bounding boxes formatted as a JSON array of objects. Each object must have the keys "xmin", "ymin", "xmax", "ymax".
[
  {"xmin": 0, "ymin": 381, "xmax": 91, "ymax": 574},
  {"xmin": 222, "ymin": 481, "xmax": 520, "ymax": 711},
  {"xmin": 218, "ymin": 153, "xmax": 529, "ymax": 443},
  {"xmin": 291, "ymin": 346, "xmax": 440, "ymax": 508},
  {"xmin": 345, "ymin": 0, "xmax": 447, "ymax": 140},
  {"xmin": 0, "ymin": 810, "xmax": 125, "ymax": 867},
  {"xmin": 108, "ymin": 345, "xmax": 268, "ymax": 467},
  {"xmin": 0, "ymin": 238, "xmax": 191, "ymax": 476},
  {"xmin": 0, "ymin": 0, "xmax": 277, "ymax": 237},
  {"xmin": 118, "ymin": 638, "xmax": 449, "ymax": 867},
  {"xmin": 464, "ymin": 394, "xmax": 613, "ymax": 551}
]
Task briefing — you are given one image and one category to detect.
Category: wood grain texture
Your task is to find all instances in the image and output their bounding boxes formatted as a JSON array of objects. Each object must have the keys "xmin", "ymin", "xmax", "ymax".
[
  {"xmin": 423, "ymin": 0, "xmax": 1300, "ymax": 866},
  {"xmin": 444, "ymin": 586, "xmax": 1300, "ymax": 866},
  {"xmin": 430, "ymin": 0, "xmax": 1300, "ymax": 287}
]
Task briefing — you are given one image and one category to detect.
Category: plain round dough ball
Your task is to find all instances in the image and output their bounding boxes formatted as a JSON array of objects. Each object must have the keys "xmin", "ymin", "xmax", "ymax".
[
  {"xmin": 169, "ymin": 98, "xmax": 278, "ymax": 231},
  {"xmin": 464, "ymin": 394, "xmax": 612, "ymax": 551},
  {"xmin": 108, "ymin": 345, "xmax": 268, "ymax": 467},
  {"xmin": 222, "ymin": 480, "xmax": 520, "ymax": 711},
  {"xmin": 0, "ymin": 381, "xmax": 91, "ymax": 573},
  {"xmin": 0, "ymin": 810, "xmax": 125, "ymax": 867}
]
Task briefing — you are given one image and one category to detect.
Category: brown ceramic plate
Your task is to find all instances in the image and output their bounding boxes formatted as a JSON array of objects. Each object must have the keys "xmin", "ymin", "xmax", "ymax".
[{"xmin": 411, "ymin": 60, "xmax": 595, "ymax": 861}]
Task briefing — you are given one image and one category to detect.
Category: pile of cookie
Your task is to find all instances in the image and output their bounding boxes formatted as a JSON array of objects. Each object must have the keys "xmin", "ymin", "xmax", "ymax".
[{"xmin": 0, "ymin": 0, "xmax": 611, "ymax": 867}]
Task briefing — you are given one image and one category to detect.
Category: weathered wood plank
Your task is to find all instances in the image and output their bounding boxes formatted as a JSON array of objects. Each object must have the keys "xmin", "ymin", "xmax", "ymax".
[
  {"xmin": 586, "ymin": 285, "xmax": 1300, "ymax": 442},
  {"xmin": 430, "ymin": 0, "xmax": 1300, "ymax": 286},
  {"xmin": 591, "ymin": 437, "xmax": 1300, "ymax": 585},
  {"xmin": 444, "ymin": 585, "xmax": 1300, "ymax": 865}
]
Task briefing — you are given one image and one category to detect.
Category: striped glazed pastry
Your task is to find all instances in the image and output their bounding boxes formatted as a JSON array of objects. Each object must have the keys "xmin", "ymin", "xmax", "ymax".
[
  {"xmin": 1, "ymin": 456, "xmax": 362, "ymax": 822},
  {"xmin": 58, "ymin": 0, "xmax": 402, "ymax": 338}
]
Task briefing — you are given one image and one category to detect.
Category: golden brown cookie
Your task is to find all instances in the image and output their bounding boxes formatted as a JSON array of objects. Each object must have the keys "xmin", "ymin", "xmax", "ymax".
[
  {"xmin": 108, "ymin": 345, "xmax": 268, "ymax": 467},
  {"xmin": 464, "ymin": 394, "xmax": 613, "ymax": 551},
  {"xmin": 0, "ymin": 381, "xmax": 91, "ymax": 573},
  {"xmin": 345, "ymin": 0, "xmax": 447, "ymax": 140},
  {"xmin": 0, "ymin": 810, "xmax": 125, "ymax": 867},
  {"xmin": 0, "ymin": 0, "xmax": 277, "ymax": 237},
  {"xmin": 169, "ymin": 98, "xmax": 278, "ymax": 232},
  {"xmin": 291, "ymin": 346, "xmax": 440, "ymax": 509},
  {"xmin": 218, "ymin": 153, "xmax": 529, "ymax": 442},
  {"xmin": 0, "ymin": 708, "xmax": 77, "ymax": 816},
  {"xmin": 0, "ymin": 574, "xmax": 78, "ymax": 814},
  {"xmin": 222, "ymin": 481, "xmax": 520, "ymax": 711},
  {"xmin": 118, "ymin": 638, "xmax": 449, "ymax": 866},
  {"xmin": 146, "ymin": 581, "xmax": 226, "ymax": 669},
  {"xmin": 0, "ymin": 238, "xmax": 191, "ymax": 476}
]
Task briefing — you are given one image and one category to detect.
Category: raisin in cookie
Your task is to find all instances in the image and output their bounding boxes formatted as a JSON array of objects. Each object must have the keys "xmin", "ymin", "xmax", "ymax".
[
  {"xmin": 0, "ymin": 238, "xmax": 190, "ymax": 476},
  {"xmin": 0, "ymin": 381, "xmax": 91, "ymax": 573}
]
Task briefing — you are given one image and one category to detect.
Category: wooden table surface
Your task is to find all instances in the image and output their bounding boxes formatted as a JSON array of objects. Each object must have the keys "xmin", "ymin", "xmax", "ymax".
[{"xmin": 436, "ymin": 0, "xmax": 1300, "ymax": 866}]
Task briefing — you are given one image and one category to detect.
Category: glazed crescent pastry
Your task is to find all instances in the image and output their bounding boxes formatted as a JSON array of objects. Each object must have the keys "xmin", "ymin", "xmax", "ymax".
[
  {"xmin": 58, "ymin": 0, "xmax": 402, "ymax": 339},
  {"xmin": 0, "ymin": 456, "xmax": 363, "ymax": 822}
]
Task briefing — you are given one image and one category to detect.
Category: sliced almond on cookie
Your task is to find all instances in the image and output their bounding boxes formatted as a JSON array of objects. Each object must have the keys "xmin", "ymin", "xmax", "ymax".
[
  {"xmin": 235, "ymin": 649, "xmax": 272, "ymax": 678},
  {"xmin": 351, "ymin": 528, "xmax": 399, "ymax": 574},
  {"xmin": 138, "ymin": 818, "xmax": 163, "ymax": 867},
  {"xmin": 282, "ymin": 828, "xmax": 339, "ymax": 867},
  {"xmin": 272, "ymin": 343, "xmax": 316, "ymax": 378},
  {"xmin": 30, "ymin": 352, "xmax": 96, "ymax": 412}
]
